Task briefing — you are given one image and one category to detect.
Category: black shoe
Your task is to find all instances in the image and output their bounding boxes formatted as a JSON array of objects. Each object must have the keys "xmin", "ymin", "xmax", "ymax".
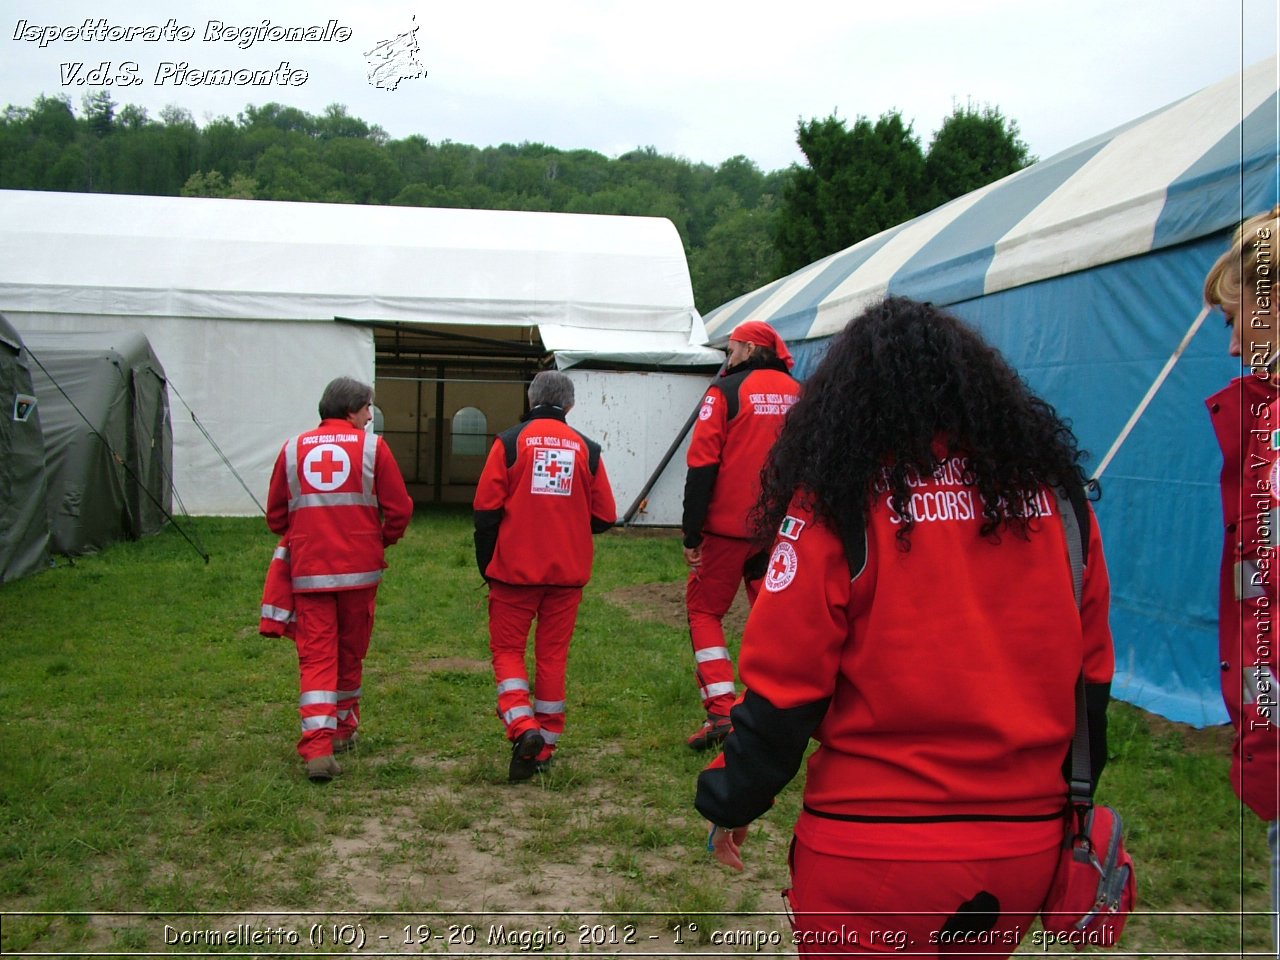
[
  {"xmin": 687, "ymin": 713, "xmax": 732, "ymax": 750},
  {"xmin": 509, "ymin": 729, "xmax": 545, "ymax": 782}
]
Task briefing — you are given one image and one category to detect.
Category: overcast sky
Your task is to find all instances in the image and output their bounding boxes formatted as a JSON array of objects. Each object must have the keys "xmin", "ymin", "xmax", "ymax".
[{"xmin": 2, "ymin": 0, "xmax": 1277, "ymax": 172}]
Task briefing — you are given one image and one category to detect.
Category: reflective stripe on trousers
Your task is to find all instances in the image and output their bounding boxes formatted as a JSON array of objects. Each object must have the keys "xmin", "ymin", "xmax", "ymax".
[{"xmin": 488, "ymin": 582, "xmax": 582, "ymax": 757}]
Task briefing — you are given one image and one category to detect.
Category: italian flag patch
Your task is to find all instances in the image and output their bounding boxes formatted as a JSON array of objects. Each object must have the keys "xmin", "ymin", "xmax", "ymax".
[{"xmin": 778, "ymin": 515, "xmax": 806, "ymax": 540}]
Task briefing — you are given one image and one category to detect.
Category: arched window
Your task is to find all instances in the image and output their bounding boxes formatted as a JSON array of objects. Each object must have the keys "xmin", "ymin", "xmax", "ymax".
[{"xmin": 451, "ymin": 406, "xmax": 488, "ymax": 456}]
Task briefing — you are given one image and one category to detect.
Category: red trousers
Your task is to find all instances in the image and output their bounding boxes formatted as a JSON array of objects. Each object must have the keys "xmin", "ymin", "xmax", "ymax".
[
  {"xmin": 686, "ymin": 534, "xmax": 761, "ymax": 715},
  {"xmin": 787, "ymin": 834, "xmax": 1059, "ymax": 957},
  {"xmin": 488, "ymin": 582, "xmax": 583, "ymax": 761},
  {"xmin": 293, "ymin": 587, "xmax": 377, "ymax": 761}
]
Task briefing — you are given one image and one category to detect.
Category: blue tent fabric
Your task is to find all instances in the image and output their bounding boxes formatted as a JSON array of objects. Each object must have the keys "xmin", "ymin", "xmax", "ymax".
[
  {"xmin": 890, "ymin": 141, "xmax": 1111, "ymax": 307},
  {"xmin": 753, "ymin": 226, "xmax": 910, "ymax": 344},
  {"xmin": 703, "ymin": 57, "xmax": 1280, "ymax": 726}
]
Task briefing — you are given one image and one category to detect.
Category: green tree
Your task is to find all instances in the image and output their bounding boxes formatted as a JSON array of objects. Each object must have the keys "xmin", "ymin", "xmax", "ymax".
[
  {"xmin": 197, "ymin": 116, "xmax": 247, "ymax": 179},
  {"xmin": 117, "ymin": 104, "xmax": 149, "ymax": 131},
  {"xmin": 45, "ymin": 143, "xmax": 88, "ymax": 191},
  {"xmin": 323, "ymin": 138, "xmax": 403, "ymax": 203},
  {"xmin": 564, "ymin": 181, "xmax": 687, "ymax": 239},
  {"xmin": 713, "ymin": 155, "xmax": 768, "ymax": 208},
  {"xmin": 690, "ymin": 197, "xmax": 780, "ymax": 314},
  {"xmin": 180, "ymin": 170, "xmax": 258, "ymax": 199},
  {"xmin": 923, "ymin": 102, "xmax": 1033, "ymax": 209},
  {"xmin": 386, "ymin": 135, "xmax": 434, "ymax": 184},
  {"xmin": 774, "ymin": 111, "xmax": 926, "ymax": 275},
  {"xmin": 27, "ymin": 95, "xmax": 77, "ymax": 144},
  {"xmin": 81, "ymin": 90, "xmax": 116, "ymax": 137},
  {"xmin": 318, "ymin": 103, "xmax": 382, "ymax": 142},
  {"xmin": 253, "ymin": 142, "xmax": 336, "ymax": 201},
  {"xmin": 240, "ymin": 103, "xmax": 317, "ymax": 137}
]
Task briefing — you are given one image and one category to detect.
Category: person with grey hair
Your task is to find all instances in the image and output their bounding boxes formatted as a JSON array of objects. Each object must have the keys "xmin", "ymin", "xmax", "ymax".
[
  {"xmin": 265, "ymin": 376, "xmax": 413, "ymax": 782},
  {"xmin": 473, "ymin": 370, "xmax": 617, "ymax": 780}
]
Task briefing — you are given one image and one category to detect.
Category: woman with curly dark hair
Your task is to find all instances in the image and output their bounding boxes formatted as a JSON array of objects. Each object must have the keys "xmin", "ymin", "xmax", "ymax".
[{"xmin": 694, "ymin": 297, "xmax": 1116, "ymax": 955}]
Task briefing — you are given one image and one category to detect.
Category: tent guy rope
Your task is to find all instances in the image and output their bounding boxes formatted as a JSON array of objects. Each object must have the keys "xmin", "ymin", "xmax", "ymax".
[
  {"xmin": 1092, "ymin": 305, "xmax": 1211, "ymax": 482},
  {"xmin": 24, "ymin": 347, "xmax": 210, "ymax": 564}
]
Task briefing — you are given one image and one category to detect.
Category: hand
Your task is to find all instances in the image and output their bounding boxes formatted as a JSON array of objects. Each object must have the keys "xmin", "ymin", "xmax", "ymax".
[
  {"xmin": 707, "ymin": 823, "xmax": 749, "ymax": 872},
  {"xmin": 684, "ymin": 545, "xmax": 703, "ymax": 568}
]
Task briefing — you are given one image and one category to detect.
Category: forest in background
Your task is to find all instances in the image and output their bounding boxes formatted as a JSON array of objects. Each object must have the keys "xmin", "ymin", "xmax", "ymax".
[{"xmin": 0, "ymin": 90, "xmax": 1032, "ymax": 314}]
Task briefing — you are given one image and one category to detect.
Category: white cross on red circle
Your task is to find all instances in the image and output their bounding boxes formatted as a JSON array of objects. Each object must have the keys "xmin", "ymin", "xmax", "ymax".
[{"xmin": 303, "ymin": 444, "xmax": 351, "ymax": 491}]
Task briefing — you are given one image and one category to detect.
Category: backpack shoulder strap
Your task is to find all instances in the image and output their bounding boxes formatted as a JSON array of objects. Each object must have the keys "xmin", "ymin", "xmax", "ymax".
[
  {"xmin": 1054, "ymin": 483, "xmax": 1095, "ymax": 806},
  {"xmin": 1053, "ymin": 485, "xmax": 1090, "ymax": 608}
]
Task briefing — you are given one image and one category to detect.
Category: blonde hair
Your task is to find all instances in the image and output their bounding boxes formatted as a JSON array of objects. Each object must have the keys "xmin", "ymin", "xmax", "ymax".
[{"xmin": 1204, "ymin": 204, "xmax": 1279, "ymax": 311}]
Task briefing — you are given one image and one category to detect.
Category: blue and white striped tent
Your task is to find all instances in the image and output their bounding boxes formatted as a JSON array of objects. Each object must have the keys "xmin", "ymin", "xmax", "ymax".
[{"xmin": 704, "ymin": 56, "xmax": 1279, "ymax": 726}]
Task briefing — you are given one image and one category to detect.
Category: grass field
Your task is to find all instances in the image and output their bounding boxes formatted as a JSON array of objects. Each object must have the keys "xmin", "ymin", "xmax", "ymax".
[{"xmin": 0, "ymin": 508, "xmax": 1271, "ymax": 957}]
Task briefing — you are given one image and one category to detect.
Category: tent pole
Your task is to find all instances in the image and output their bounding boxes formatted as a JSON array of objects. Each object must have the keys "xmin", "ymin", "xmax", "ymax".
[
  {"xmin": 1092, "ymin": 305, "xmax": 1211, "ymax": 482},
  {"xmin": 621, "ymin": 361, "xmax": 725, "ymax": 526}
]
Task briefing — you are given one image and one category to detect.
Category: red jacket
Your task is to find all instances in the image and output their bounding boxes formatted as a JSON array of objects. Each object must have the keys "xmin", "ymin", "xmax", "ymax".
[
  {"xmin": 696, "ymin": 453, "xmax": 1115, "ymax": 837},
  {"xmin": 266, "ymin": 419, "xmax": 413, "ymax": 593},
  {"xmin": 683, "ymin": 359, "xmax": 800, "ymax": 545},
  {"xmin": 473, "ymin": 406, "xmax": 616, "ymax": 588},
  {"xmin": 258, "ymin": 539, "xmax": 295, "ymax": 637},
  {"xmin": 1207, "ymin": 374, "xmax": 1280, "ymax": 820}
]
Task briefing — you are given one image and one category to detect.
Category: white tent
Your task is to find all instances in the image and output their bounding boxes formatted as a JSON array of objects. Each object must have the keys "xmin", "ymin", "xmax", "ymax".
[{"xmin": 0, "ymin": 190, "xmax": 719, "ymax": 519}]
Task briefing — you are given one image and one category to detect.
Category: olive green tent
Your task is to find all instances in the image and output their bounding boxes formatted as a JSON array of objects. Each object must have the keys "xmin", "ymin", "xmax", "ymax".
[
  {"xmin": 21, "ymin": 330, "xmax": 172, "ymax": 558},
  {"xmin": 0, "ymin": 313, "xmax": 50, "ymax": 582}
]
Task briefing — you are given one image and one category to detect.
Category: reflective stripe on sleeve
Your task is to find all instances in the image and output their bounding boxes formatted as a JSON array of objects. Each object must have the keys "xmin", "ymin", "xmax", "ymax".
[
  {"xmin": 695, "ymin": 646, "xmax": 732, "ymax": 664},
  {"xmin": 362, "ymin": 432, "xmax": 377, "ymax": 490},
  {"xmin": 273, "ymin": 545, "xmax": 290, "ymax": 561},
  {"xmin": 285, "ymin": 438, "xmax": 301, "ymax": 500},
  {"xmin": 261, "ymin": 603, "xmax": 293, "ymax": 622}
]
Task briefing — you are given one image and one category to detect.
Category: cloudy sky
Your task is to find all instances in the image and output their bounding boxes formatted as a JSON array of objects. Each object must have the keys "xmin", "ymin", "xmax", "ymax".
[{"xmin": 1, "ymin": 0, "xmax": 1276, "ymax": 172}]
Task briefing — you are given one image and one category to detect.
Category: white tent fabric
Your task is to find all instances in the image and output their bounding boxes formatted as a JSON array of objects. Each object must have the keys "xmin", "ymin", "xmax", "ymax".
[
  {"xmin": 1, "ymin": 191, "xmax": 713, "ymax": 354},
  {"xmin": 0, "ymin": 192, "xmax": 716, "ymax": 515},
  {"xmin": 702, "ymin": 56, "xmax": 1279, "ymax": 727}
]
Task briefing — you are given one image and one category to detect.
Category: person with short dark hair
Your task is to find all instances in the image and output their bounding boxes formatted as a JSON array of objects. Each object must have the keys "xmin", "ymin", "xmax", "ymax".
[
  {"xmin": 681, "ymin": 320, "xmax": 800, "ymax": 749},
  {"xmin": 694, "ymin": 298, "xmax": 1116, "ymax": 954},
  {"xmin": 474, "ymin": 370, "xmax": 617, "ymax": 780},
  {"xmin": 266, "ymin": 376, "xmax": 413, "ymax": 783},
  {"xmin": 1204, "ymin": 204, "xmax": 1280, "ymax": 955}
]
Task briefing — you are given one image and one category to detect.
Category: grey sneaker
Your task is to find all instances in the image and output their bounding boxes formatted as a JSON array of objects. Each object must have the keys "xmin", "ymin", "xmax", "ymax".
[{"xmin": 305, "ymin": 754, "xmax": 342, "ymax": 783}]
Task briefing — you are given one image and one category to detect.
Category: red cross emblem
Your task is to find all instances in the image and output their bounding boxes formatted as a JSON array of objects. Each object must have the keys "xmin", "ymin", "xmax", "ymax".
[
  {"xmin": 303, "ymin": 444, "xmax": 351, "ymax": 491},
  {"xmin": 532, "ymin": 448, "xmax": 575, "ymax": 496},
  {"xmin": 764, "ymin": 542, "xmax": 797, "ymax": 593}
]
